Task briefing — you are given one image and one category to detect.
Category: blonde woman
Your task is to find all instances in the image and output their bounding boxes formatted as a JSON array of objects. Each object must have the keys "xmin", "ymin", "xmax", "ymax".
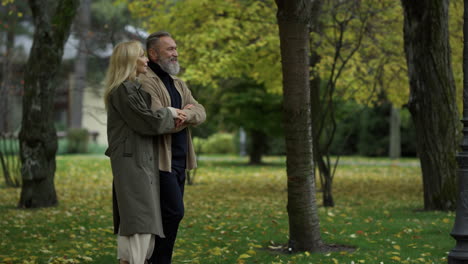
[{"xmin": 104, "ymin": 40, "xmax": 186, "ymax": 264}]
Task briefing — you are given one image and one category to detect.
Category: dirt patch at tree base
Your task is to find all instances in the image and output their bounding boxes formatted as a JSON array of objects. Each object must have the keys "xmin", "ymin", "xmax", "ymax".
[{"xmin": 264, "ymin": 242, "xmax": 356, "ymax": 255}]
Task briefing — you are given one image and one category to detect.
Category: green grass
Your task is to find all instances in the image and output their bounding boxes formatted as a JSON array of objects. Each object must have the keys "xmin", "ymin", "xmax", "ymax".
[{"xmin": 0, "ymin": 155, "xmax": 454, "ymax": 264}]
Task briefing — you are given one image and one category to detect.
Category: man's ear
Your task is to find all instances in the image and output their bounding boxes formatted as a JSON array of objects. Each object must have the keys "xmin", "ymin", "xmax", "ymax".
[{"xmin": 148, "ymin": 48, "xmax": 158, "ymax": 61}]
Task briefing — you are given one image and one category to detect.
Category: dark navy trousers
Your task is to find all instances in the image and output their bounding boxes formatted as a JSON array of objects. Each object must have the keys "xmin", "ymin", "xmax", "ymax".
[{"xmin": 149, "ymin": 168, "xmax": 185, "ymax": 264}]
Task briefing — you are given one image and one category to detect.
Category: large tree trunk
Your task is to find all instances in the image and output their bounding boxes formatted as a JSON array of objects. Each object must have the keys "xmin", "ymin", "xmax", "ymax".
[
  {"xmin": 401, "ymin": 0, "xmax": 459, "ymax": 210},
  {"xmin": 69, "ymin": 0, "xmax": 90, "ymax": 128},
  {"xmin": 275, "ymin": 0, "xmax": 324, "ymax": 252},
  {"xmin": 389, "ymin": 104, "xmax": 401, "ymax": 159},
  {"xmin": 18, "ymin": 0, "xmax": 79, "ymax": 208}
]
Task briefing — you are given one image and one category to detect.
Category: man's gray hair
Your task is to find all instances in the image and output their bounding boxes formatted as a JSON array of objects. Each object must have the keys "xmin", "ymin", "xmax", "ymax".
[{"xmin": 146, "ymin": 31, "xmax": 172, "ymax": 52}]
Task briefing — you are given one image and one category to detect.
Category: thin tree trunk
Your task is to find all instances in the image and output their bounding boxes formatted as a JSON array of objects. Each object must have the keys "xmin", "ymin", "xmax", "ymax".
[
  {"xmin": 276, "ymin": 0, "xmax": 324, "ymax": 252},
  {"xmin": 317, "ymin": 156, "xmax": 334, "ymax": 206},
  {"xmin": 310, "ymin": 50, "xmax": 335, "ymax": 207},
  {"xmin": 18, "ymin": 0, "xmax": 79, "ymax": 208},
  {"xmin": 389, "ymin": 104, "xmax": 401, "ymax": 159},
  {"xmin": 310, "ymin": 49, "xmax": 323, "ymax": 187},
  {"xmin": 401, "ymin": 0, "xmax": 459, "ymax": 210}
]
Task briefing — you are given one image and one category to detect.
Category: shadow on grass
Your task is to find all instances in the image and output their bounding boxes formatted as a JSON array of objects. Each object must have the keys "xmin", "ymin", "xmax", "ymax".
[
  {"xmin": 0, "ymin": 204, "xmax": 18, "ymax": 210},
  {"xmin": 200, "ymin": 160, "xmax": 285, "ymax": 168}
]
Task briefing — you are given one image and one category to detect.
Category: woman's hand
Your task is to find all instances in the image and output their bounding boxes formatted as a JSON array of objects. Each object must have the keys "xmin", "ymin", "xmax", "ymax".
[
  {"xmin": 174, "ymin": 104, "xmax": 194, "ymax": 128},
  {"xmin": 175, "ymin": 109, "xmax": 187, "ymax": 121},
  {"xmin": 175, "ymin": 109, "xmax": 187, "ymax": 128}
]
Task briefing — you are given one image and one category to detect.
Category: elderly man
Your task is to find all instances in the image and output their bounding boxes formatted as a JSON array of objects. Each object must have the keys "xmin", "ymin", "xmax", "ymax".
[{"xmin": 139, "ymin": 31, "xmax": 206, "ymax": 264}]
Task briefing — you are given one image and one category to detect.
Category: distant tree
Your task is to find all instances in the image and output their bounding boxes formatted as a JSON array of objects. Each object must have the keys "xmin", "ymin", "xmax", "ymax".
[
  {"xmin": 310, "ymin": 0, "xmax": 370, "ymax": 207},
  {"xmin": 0, "ymin": 1, "xmax": 29, "ymax": 133},
  {"xmin": 401, "ymin": 0, "xmax": 459, "ymax": 210},
  {"xmin": 69, "ymin": 0, "xmax": 91, "ymax": 129},
  {"xmin": 388, "ymin": 104, "xmax": 401, "ymax": 159},
  {"xmin": 218, "ymin": 79, "xmax": 283, "ymax": 164},
  {"xmin": 18, "ymin": 0, "xmax": 79, "ymax": 208}
]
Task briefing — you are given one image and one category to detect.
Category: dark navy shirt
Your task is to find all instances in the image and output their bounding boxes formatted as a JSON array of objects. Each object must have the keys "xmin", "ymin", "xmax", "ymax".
[{"xmin": 148, "ymin": 61, "xmax": 187, "ymax": 170}]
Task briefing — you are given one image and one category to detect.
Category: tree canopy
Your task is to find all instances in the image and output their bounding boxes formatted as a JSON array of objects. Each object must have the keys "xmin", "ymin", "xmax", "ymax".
[
  {"xmin": 122, "ymin": 0, "xmax": 463, "ymax": 110},
  {"xmin": 125, "ymin": 0, "xmax": 281, "ymax": 91}
]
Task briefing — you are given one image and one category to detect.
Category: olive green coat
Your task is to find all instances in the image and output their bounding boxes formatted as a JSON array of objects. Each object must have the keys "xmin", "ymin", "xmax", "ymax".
[{"xmin": 105, "ymin": 80, "xmax": 174, "ymax": 237}]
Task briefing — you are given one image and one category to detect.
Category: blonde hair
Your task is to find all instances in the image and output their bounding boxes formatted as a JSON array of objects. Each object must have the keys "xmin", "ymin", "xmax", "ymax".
[{"xmin": 103, "ymin": 40, "xmax": 144, "ymax": 110}]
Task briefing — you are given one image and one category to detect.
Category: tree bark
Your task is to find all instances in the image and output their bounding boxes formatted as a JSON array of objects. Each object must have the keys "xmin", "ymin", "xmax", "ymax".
[
  {"xmin": 401, "ymin": 0, "xmax": 459, "ymax": 210},
  {"xmin": 69, "ymin": 0, "xmax": 90, "ymax": 128},
  {"xmin": 275, "ymin": 0, "xmax": 324, "ymax": 251},
  {"xmin": 18, "ymin": 0, "xmax": 79, "ymax": 208},
  {"xmin": 389, "ymin": 104, "xmax": 401, "ymax": 159}
]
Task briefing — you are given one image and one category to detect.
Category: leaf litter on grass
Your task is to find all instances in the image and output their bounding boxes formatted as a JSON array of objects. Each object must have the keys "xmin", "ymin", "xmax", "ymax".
[{"xmin": 0, "ymin": 155, "xmax": 454, "ymax": 263}]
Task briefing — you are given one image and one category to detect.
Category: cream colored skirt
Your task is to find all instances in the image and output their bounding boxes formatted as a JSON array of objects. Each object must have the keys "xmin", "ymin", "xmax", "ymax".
[{"xmin": 117, "ymin": 233, "xmax": 155, "ymax": 264}]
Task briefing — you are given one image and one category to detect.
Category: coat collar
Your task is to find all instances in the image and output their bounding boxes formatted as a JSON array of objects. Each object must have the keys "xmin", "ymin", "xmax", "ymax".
[{"xmin": 122, "ymin": 79, "xmax": 142, "ymax": 91}]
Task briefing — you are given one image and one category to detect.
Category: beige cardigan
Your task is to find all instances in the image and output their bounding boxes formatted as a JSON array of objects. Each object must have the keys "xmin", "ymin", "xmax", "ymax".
[{"xmin": 139, "ymin": 68, "xmax": 206, "ymax": 172}]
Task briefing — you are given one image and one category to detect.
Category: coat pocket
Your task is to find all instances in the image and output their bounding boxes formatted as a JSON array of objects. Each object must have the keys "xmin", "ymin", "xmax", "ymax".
[{"xmin": 123, "ymin": 133, "xmax": 133, "ymax": 157}]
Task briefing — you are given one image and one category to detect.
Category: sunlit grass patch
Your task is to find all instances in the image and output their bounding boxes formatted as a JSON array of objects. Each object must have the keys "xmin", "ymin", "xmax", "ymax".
[{"xmin": 0, "ymin": 155, "xmax": 453, "ymax": 263}]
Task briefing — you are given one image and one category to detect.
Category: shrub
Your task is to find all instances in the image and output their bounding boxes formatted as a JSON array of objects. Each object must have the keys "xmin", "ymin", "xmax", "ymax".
[
  {"xmin": 194, "ymin": 133, "xmax": 236, "ymax": 154},
  {"xmin": 66, "ymin": 128, "xmax": 89, "ymax": 154}
]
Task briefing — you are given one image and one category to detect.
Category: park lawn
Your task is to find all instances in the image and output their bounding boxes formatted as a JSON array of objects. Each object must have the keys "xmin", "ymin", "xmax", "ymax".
[{"xmin": 0, "ymin": 155, "xmax": 454, "ymax": 264}]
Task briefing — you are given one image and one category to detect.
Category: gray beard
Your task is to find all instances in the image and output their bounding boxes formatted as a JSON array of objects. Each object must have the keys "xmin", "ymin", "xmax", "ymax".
[{"xmin": 158, "ymin": 60, "xmax": 180, "ymax": 75}]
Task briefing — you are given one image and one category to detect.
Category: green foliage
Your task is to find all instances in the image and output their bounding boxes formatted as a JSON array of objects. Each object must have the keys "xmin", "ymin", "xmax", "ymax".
[
  {"xmin": 66, "ymin": 128, "xmax": 89, "ymax": 154},
  {"xmin": 0, "ymin": 136, "xmax": 21, "ymax": 187},
  {"xmin": 312, "ymin": 1, "xmax": 408, "ymax": 107},
  {"xmin": 194, "ymin": 133, "xmax": 236, "ymax": 154},
  {"xmin": 219, "ymin": 79, "xmax": 283, "ymax": 135},
  {"xmin": 92, "ymin": 0, "xmax": 127, "ymax": 22},
  {"xmin": 318, "ymin": 0, "xmax": 462, "ymax": 109},
  {"xmin": 57, "ymin": 139, "xmax": 107, "ymax": 155},
  {"xmin": 117, "ymin": 0, "xmax": 464, "ymax": 162},
  {"xmin": 328, "ymin": 100, "xmax": 417, "ymax": 157},
  {"xmin": 400, "ymin": 108, "xmax": 418, "ymax": 157},
  {"xmin": 91, "ymin": 0, "xmax": 134, "ymax": 50},
  {"xmin": 328, "ymin": 100, "xmax": 363, "ymax": 155},
  {"xmin": 357, "ymin": 103, "xmax": 391, "ymax": 156},
  {"xmin": 125, "ymin": 0, "xmax": 281, "ymax": 92},
  {"xmin": 264, "ymin": 135, "xmax": 285, "ymax": 156},
  {"xmin": 120, "ymin": 0, "xmax": 467, "ymax": 108},
  {"xmin": 449, "ymin": 0, "xmax": 464, "ymax": 110},
  {"xmin": 0, "ymin": 155, "xmax": 454, "ymax": 263}
]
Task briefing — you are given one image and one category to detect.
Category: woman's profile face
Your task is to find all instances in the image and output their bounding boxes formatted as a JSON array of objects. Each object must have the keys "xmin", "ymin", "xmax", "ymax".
[{"xmin": 136, "ymin": 50, "xmax": 149, "ymax": 75}]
